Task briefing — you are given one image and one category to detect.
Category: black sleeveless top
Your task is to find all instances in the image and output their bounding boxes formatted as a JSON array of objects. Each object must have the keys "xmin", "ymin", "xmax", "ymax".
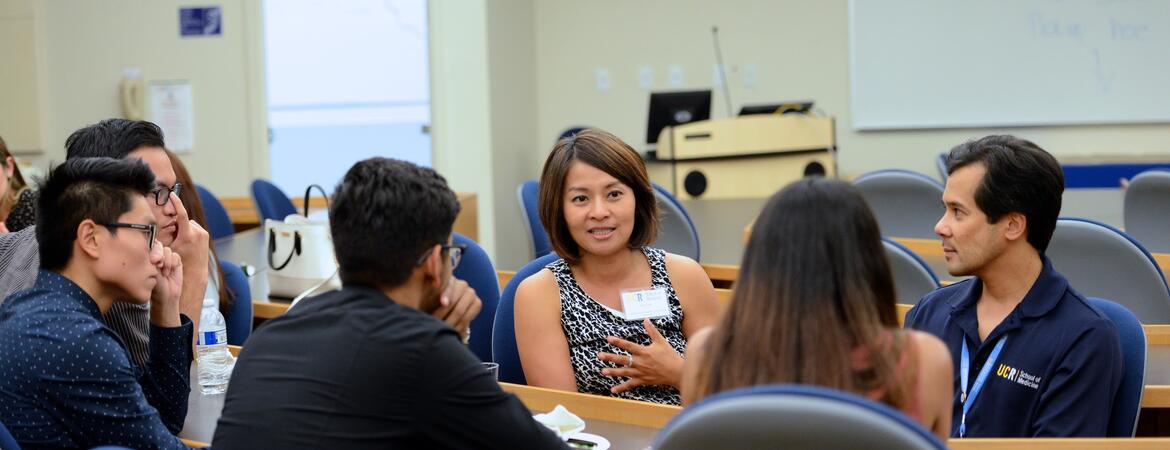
[{"xmin": 547, "ymin": 247, "xmax": 686, "ymax": 405}]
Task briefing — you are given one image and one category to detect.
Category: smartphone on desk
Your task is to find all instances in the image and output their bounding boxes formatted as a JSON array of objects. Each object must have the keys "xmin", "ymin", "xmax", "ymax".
[{"xmin": 566, "ymin": 437, "xmax": 597, "ymax": 449}]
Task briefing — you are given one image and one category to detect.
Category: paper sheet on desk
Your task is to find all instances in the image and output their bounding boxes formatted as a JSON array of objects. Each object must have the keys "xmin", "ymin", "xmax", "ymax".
[{"xmin": 533, "ymin": 404, "xmax": 586, "ymax": 438}]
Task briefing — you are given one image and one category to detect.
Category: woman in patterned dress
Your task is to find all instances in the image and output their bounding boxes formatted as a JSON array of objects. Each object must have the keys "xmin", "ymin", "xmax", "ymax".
[{"xmin": 514, "ymin": 128, "xmax": 719, "ymax": 405}]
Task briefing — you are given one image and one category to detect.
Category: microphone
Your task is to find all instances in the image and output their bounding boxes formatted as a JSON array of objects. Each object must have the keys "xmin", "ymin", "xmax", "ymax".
[{"xmin": 712, "ymin": 26, "xmax": 733, "ymax": 117}]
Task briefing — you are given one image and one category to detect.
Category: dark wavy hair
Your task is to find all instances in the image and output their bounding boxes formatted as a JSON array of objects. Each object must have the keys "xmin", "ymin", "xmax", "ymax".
[
  {"xmin": 330, "ymin": 158, "xmax": 460, "ymax": 288},
  {"xmin": 946, "ymin": 135, "xmax": 1064, "ymax": 253}
]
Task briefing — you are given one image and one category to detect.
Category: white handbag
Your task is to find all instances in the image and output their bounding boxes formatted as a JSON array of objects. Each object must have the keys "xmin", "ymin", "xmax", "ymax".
[{"xmin": 265, "ymin": 185, "xmax": 341, "ymax": 301}]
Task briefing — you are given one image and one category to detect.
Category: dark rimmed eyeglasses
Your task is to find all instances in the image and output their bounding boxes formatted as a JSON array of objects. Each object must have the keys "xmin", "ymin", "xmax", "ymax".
[
  {"xmin": 416, "ymin": 243, "xmax": 467, "ymax": 269},
  {"xmin": 147, "ymin": 182, "xmax": 183, "ymax": 206},
  {"xmin": 103, "ymin": 222, "xmax": 156, "ymax": 249}
]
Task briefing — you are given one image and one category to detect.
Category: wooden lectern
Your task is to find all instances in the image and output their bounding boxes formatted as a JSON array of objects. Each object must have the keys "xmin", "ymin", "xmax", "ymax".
[{"xmin": 646, "ymin": 114, "xmax": 836, "ymax": 199}]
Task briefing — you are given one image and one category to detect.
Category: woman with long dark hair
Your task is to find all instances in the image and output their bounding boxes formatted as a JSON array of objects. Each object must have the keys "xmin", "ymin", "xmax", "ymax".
[
  {"xmin": 680, "ymin": 178, "xmax": 952, "ymax": 439},
  {"xmin": 0, "ymin": 135, "xmax": 35, "ymax": 233}
]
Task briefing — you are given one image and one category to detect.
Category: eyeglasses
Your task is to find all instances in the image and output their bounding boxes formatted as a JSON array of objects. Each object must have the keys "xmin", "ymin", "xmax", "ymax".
[
  {"xmin": 415, "ymin": 243, "xmax": 467, "ymax": 269},
  {"xmin": 147, "ymin": 182, "xmax": 183, "ymax": 206},
  {"xmin": 103, "ymin": 222, "xmax": 157, "ymax": 249}
]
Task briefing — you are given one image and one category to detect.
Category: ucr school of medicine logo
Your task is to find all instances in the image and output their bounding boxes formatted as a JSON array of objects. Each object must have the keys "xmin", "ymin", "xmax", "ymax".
[{"xmin": 997, "ymin": 363, "xmax": 1042, "ymax": 389}]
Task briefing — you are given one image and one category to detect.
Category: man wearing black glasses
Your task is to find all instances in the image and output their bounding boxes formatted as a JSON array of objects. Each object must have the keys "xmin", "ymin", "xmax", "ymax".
[
  {"xmin": 213, "ymin": 158, "xmax": 565, "ymax": 449},
  {"xmin": 0, "ymin": 119, "xmax": 211, "ymax": 370},
  {"xmin": 0, "ymin": 158, "xmax": 194, "ymax": 449},
  {"xmin": 65, "ymin": 119, "xmax": 211, "ymax": 368}
]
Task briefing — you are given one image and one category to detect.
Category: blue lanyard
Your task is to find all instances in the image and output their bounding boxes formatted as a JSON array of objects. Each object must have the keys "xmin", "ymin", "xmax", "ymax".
[{"xmin": 959, "ymin": 336, "xmax": 1007, "ymax": 438}]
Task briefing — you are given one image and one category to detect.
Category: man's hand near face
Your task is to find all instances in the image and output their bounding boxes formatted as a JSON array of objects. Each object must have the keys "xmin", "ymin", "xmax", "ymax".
[
  {"xmin": 148, "ymin": 245, "xmax": 183, "ymax": 328},
  {"xmin": 432, "ymin": 278, "xmax": 482, "ymax": 339},
  {"xmin": 164, "ymin": 193, "xmax": 210, "ymax": 332}
]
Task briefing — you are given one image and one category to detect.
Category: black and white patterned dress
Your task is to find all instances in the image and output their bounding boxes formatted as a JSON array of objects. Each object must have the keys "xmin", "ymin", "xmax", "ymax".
[{"xmin": 547, "ymin": 247, "xmax": 686, "ymax": 405}]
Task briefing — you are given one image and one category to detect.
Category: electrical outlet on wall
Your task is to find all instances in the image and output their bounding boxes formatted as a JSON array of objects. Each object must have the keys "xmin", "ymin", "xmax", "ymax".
[
  {"xmin": 743, "ymin": 64, "xmax": 758, "ymax": 89},
  {"xmin": 595, "ymin": 68, "xmax": 611, "ymax": 92},
  {"xmin": 638, "ymin": 66, "xmax": 653, "ymax": 90},
  {"xmin": 667, "ymin": 65, "xmax": 684, "ymax": 87}
]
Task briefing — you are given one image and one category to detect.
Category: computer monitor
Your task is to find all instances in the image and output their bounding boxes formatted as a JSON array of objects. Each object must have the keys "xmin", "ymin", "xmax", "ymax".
[
  {"xmin": 646, "ymin": 90, "xmax": 712, "ymax": 145},
  {"xmin": 738, "ymin": 101, "xmax": 814, "ymax": 116}
]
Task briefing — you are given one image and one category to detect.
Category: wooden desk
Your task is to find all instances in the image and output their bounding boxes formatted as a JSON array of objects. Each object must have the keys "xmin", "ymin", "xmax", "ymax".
[
  {"xmin": 949, "ymin": 438, "xmax": 1170, "ymax": 449},
  {"xmin": 506, "ymin": 386, "xmax": 1170, "ymax": 448},
  {"xmin": 219, "ymin": 192, "xmax": 479, "ymax": 241},
  {"xmin": 179, "ymin": 369, "xmax": 667, "ymax": 447},
  {"xmin": 181, "ymin": 359, "xmax": 1170, "ymax": 449}
]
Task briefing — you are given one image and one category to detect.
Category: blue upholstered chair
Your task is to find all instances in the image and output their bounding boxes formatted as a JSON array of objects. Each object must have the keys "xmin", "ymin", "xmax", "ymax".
[
  {"xmin": 250, "ymin": 179, "xmax": 297, "ymax": 223},
  {"xmin": 195, "ymin": 184, "xmax": 235, "ymax": 240},
  {"xmin": 1124, "ymin": 170, "xmax": 1170, "ymax": 253},
  {"xmin": 492, "ymin": 253, "xmax": 561, "ymax": 384},
  {"xmin": 935, "ymin": 153, "xmax": 948, "ymax": 181},
  {"xmin": 1048, "ymin": 218, "xmax": 1170, "ymax": 323},
  {"xmin": 1087, "ymin": 298, "xmax": 1147, "ymax": 437},
  {"xmin": 652, "ymin": 183, "xmax": 701, "ymax": 261},
  {"xmin": 853, "ymin": 169, "xmax": 945, "ymax": 239},
  {"xmin": 653, "ymin": 384, "xmax": 946, "ymax": 450},
  {"xmin": 0, "ymin": 419, "xmax": 18, "ymax": 450},
  {"xmin": 219, "ymin": 260, "xmax": 253, "ymax": 346},
  {"xmin": 452, "ymin": 233, "xmax": 499, "ymax": 362},
  {"xmin": 517, "ymin": 181, "xmax": 552, "ymax": 260},
  {"xmin": 882, "ymin": 238, "xmax": 941, "ymax": 305}
]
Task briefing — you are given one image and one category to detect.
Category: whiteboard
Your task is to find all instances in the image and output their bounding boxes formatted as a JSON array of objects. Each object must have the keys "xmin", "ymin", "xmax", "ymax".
[{"xmin": 849, "ymin": 0, "xmax": 1170, "ymax": 130}]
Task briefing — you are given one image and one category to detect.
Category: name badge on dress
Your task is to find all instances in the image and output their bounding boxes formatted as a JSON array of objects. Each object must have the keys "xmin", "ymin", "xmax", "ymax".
[{"xmin": 620, "ymin": 287, "xmax": 671, "ymax": 321}]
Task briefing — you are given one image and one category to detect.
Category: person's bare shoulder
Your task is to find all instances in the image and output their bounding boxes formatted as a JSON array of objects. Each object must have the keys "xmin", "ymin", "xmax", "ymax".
[
  {"xmin": 687, "ymin": 326, "xmax": 715, "ymax": 356},
  {"xmin": 515, "ymin": 268, "xmax": 559, "ymax": 310},
  {"xmin": 662, "ymin": 252, "xmax": 715, "ymax": 293},
  {"xmin": 911, "ymin": 330, "xmax": 952, "ymax": 372}
]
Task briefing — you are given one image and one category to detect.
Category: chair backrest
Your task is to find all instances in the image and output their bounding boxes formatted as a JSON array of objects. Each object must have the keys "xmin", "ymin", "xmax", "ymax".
[
  {"xmin": 219, "ymin": 260, "xmax": 253, "ymax": 346},
  {"xmin": 882, "ymin": 238, "xmax": 941, "ymax": 304},
  {"xmin": 492, "ymin": 253, "xmax": 561, "ymax": 384},
  {"xmin": 558, "ymin": 126, "xmax": 589, "ymax": 140},
  {"xmin": 517, "ymin": 181, "xmax": 553, "ymax": 260},
  {"xmin": 1124, "ymin": 170, "xmax": 1170, "ymax": 253},
  {"xmin": 1047, "ymin": 218, "xmax": 1170, "ymax": 323},
  {"xmin": 250, "ymin": 179, "xmax": 297, "ymax": 223},
  {"xmin": 0, "ymin": 419, "xmax": 18, "ymax": 450},
  {"xmin": 653, "ymin": 384, "xmax": 945, "ymax": 450},
  {"xmin": 652, "ymin": 183, "xmax": 701, "ymax": 261},
  {"xmin": 196, "ymin": 184, "xmax": 235, "ymax": 240},
  {"xmin": 853, "ymin": 169, "xmax": 945, "ymax": 239},
  {"xmin": 453, "ymin": 233, "xmax": 499, "ymax": 362},
  {"xmin": 935, "ymin": 153, "xmax": 948, "ymax": 181},
  {"xmin": 1087, "ymin": 297, "xmax": 1146, "ymax": 437}
]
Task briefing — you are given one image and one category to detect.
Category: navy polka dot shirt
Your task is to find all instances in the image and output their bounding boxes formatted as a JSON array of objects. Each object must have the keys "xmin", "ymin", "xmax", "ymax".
[{"xmin": 0, "ymin": 270, "xmax": 194, "ymax": 449}]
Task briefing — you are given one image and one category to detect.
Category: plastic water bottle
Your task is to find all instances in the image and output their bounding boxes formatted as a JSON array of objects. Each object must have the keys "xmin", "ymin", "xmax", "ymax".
[{"xmin": 197, "ymin": 297, "xmax": 234, "ymax": 395}]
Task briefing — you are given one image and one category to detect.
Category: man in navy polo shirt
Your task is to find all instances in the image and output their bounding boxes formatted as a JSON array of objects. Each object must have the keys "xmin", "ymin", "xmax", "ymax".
[{"xmin": 906, "ymin": 135, "xmax": 1123, "ymax": 438}]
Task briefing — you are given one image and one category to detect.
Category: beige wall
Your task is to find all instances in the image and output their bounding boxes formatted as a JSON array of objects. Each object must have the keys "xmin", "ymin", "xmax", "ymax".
[
  {"xmin": 7, "ymin": 0, "xmax": 1170, "ymax": 269},
  {"xmin": 0, "ymin": 0, "xmax": 42, "ymax": 153},
  {"xmin": 33, "ymin": 0, "xmax": 259, "ymax": 196},
  {"xmin": 531, "ymin": 0, "xmax": 1170, "ymax": 179},
  {"xmin": 486, "ymin": 0, "xmax": 539, "ymax": 271},
  {"xmin": 430, "ymin": 0, "xmax": 498, "ymax": 258}
]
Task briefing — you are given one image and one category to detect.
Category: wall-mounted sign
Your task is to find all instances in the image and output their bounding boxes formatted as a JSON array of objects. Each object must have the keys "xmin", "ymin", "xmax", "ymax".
[{"xmin": 180, "ymin": 6, "xmax": 222, "ymax": 37}]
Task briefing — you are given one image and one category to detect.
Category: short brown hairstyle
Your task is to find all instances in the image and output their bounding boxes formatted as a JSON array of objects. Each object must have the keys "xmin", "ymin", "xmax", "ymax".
[{"xmin": 538, "ymin": 128, "xmax": 658, "ymax": 264}]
